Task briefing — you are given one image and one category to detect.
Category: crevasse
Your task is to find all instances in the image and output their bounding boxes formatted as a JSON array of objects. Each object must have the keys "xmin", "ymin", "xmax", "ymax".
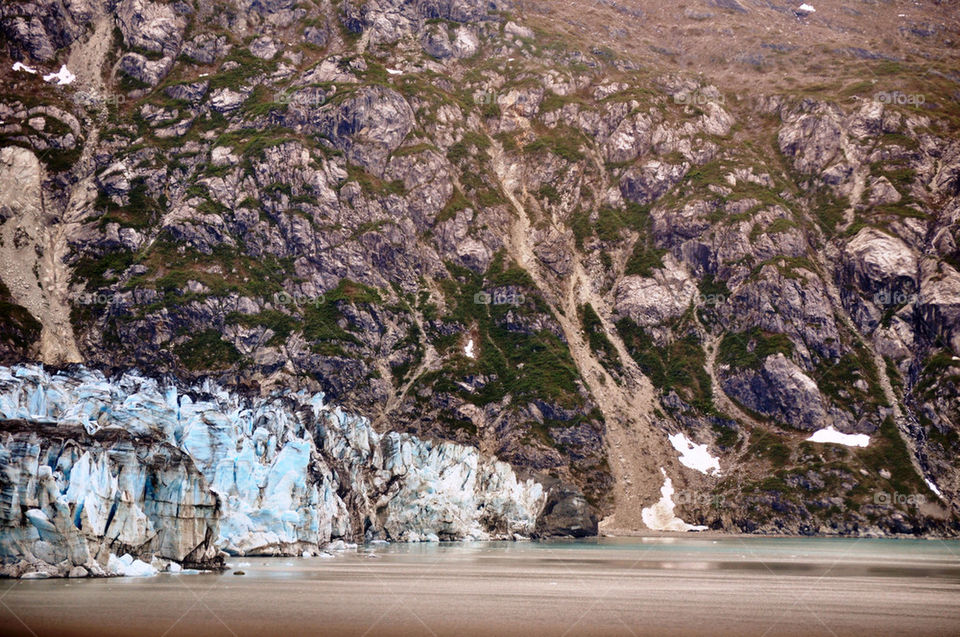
[{"xmin": 0, "ymin": 365, "xmax": 545, "ymax": 578}]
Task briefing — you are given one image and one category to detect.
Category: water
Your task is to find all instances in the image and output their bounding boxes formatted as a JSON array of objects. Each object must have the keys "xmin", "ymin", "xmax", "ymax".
[{"xmin": 3, "ymin": 537, "xmax": 960, "ymax": 636}]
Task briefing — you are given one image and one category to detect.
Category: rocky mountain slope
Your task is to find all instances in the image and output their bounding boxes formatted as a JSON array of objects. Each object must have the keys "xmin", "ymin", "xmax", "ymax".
[{"xmin": 0, "ymin": 0, "xmax": 959, "ymax": 539}]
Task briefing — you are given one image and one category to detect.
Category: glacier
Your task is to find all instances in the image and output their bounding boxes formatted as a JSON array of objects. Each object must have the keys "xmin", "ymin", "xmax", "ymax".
[{"xmin": 0, "ymin": 365, "xmax": 545, "ymax": 578}]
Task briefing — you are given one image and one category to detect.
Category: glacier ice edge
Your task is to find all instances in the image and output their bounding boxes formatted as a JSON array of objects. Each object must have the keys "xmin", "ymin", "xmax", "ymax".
[{"xmin": 0, "ymin": 365, "xmax": 545, "ymax": 578}]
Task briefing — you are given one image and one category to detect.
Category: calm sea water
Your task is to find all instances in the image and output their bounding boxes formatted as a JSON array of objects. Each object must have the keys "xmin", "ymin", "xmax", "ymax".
[{"xmin": 3, "ymin": 537, "xmax": 960, "ymax": 637}]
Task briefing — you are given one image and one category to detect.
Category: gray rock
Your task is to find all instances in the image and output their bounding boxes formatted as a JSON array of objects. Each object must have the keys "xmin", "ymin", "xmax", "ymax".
[
  {"xmin": 867, "ymin": 176, "xmax": 902, "ymax": 206},
  {"xmin": 620, "ymin": 160, "xmax": 689, "ymax": 205},
  {"xmin": 421, "ymin": 24, "xmax": 455, "ymax": 59},
  {"xmin": 164, "ymin": 81, "xmax": 209, "ymax": 104},
  {"xmin": 504, "ymin": 21, "xmax": 534, "ymax": 40},
  {"xmin": 117, "ymin": 52, "xmax": 174, "ymax": 87},
  {"xmin": 117, "ymin": 0, "xmax": 185, "ymax": 57},
  {"xmin": 721, "ymin": 353, "xmax": 829, "ymax": 431},
  {"xmin": 535, "ymin": 486, "xmax": 597, "ymax": 538},
  {"xmin": 918, "ymin": 262, "xmax": 960, "ymax": 355},
  {"xmin": 182, "ymin": 33, "xmax": 231, "ymax": 64},
  {"xmin": 304, "ymin": 24, "xmax": 330, "ymax": 48},
  {"xmin": 250, "ymin": 36, "xmax": 282, "ymax": 60},
  {"xmin": 421, "ymin": 23, "xmax": 479, "ymax": 60},
  {"xmin": 614, "ymin": 256, "xmax": 697, "ymax": 327},
  {"xmin": 315, "ymin": 86, "xmax": 415, "ymax": 176},
  {"xmin": 843, "ymin": 227, "xmax": 918, "ymax": 296},
  {"xmin": 209, "ymin": 88, "xmax": 249, "ymax": 113},
  {"xmin": 0, "ymin": 0, "xmax": 93, "ymax": 62}
]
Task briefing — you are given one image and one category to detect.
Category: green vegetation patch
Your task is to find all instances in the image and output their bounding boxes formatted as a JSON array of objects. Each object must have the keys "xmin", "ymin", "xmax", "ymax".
[
  {"xmin": 747, "ymin": 428, "xmax": 791, "ymax": 468},
  {"xmin": 579, "ymin": 303, "xmax": 622, "ymax": 375},
  {"xmin": 617, "ymin": 318, "xmax": 714, "ymax": 412},
  {"xmin": 717, "ymin": 328, "xmax": 794, "ymax": 370},
  {"xmin": 814, "ymin": 340, "xmax": 888, "ymax": 409},
  {"xmin": 431, "ymin": 254, "xmax": 584, "ymax": 409},
  {"xmin": 522, "ymin": 126, "xmax": 586, "ymax": 162},
  {"xmin": 175, "ymin": 329, "xmax": 241, "ymax": 371},
  {"xmin": 858, "ymin": 417, "xmax": 929, "ymax": 497},
  {"xmin": 302, "ymin": 279, "xmax": 381, "ymax": 355}
]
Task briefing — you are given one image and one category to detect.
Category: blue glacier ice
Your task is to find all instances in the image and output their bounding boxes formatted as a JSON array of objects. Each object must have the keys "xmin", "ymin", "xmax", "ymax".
[{"xmin": 0, "ymin": 365, "xmax": 545, "ymax": 577}]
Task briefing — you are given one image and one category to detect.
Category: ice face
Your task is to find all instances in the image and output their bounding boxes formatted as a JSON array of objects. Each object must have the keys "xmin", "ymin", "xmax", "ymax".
[{"xmin": 0, "ymin": 364, "xmax": 546, "ymax": 577}]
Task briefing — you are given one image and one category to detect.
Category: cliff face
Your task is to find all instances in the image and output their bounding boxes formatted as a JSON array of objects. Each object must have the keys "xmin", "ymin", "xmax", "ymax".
[
  {"xmin": 0, "ymin": 364, "xmax": 545, "ymax": 577},
  {"xmin": 0, "ymin": 0, "xmax": 958, "ymax": 539}
]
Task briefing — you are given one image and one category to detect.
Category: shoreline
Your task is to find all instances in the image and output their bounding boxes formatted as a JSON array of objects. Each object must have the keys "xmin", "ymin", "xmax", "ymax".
[{"xmin": 596, "ymin": 527, "xmax": 960, "ymax": 540}]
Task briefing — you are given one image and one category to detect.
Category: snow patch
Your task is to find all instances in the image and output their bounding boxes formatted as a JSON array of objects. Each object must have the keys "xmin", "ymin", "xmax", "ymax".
[
  {"xmin": 641, "ymin": 469, "xmax": 707, "ymax": 532},
  {"xmin": 925, "ymin": 479, "xmax": 943, "ymax": 498},
  {"xmin": 43, "ymin": 65, "xmax": 75, "ymax": 86},
  {"xmin": 668, "ymin": 433, "xmax": 721, "ymax": 475},
  {"xmin": 797, "ymin": 3, "xmax": 815, "ymax": 12},
  {"xmin": 386, "ymin": 68, "xmax": 402, "ymax": 75},
  {"xmin": 464, "ymin": 338, "xmax": 476, "ymax": 359},
  {"xmin": 12, "ymin": 62, "xmax": 37, "ymax": 74},
  {"xmin": 805, "ymin": 426, "xmax": 870, "ymax": 448}
]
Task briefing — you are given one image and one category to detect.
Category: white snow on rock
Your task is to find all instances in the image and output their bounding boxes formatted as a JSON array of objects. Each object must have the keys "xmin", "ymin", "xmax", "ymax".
[
  {"xmin": 668, "ymin": 433, "xmax": 721, "ymax": 476},
  {"xmin": 464, "ymin": 338, "xmax": 476, "ymax": 359},
  {"xmin": 12, "ymin": 62, "xmax": 37, "ymax": 74},
  {"xmin": 797, "ymin": 3, "xmax": 815, "ymax": 13},
  {"xmin": 641, "ymin": 469, "xmax": 707, "ymax": 532},
  {"xmin": 386, "ymin": 68, "xmax": 403, "ymax": 75},
  {"xmin": 42, "ymin": 65, "xmax": 76, "ymax": 85},
  {"xmin": 805, "ymin": 426, "xmax": 870, "ymax": 448}
]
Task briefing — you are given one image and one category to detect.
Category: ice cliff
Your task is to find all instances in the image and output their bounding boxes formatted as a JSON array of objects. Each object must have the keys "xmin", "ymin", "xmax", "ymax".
[{"xmin": 0, "ymin": 365, "xmax": 545, "ymax": 578}]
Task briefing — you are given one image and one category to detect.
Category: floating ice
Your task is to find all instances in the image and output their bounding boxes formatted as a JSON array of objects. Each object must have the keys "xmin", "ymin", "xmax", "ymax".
[
  {"xmin": 668, "ymin": 433, "xmax": 721, "ymax": 475},
  {"xmin": 43, "ymin": 65, "xmax": 75, "ymax": 85},
  {"xmin": 805, "ymin": 427, "xmax": 870, "ymax": 448},
  {"xmin": 12, "ymin": 62, "xmax": 37, "ymax": 74},
  {"xmin": 641, "ymin": 469, "xmax": 707, "ymax": 532},
  {"xmin": 107, "ymin": 553, "xmax": 158, "ymax": 577}
]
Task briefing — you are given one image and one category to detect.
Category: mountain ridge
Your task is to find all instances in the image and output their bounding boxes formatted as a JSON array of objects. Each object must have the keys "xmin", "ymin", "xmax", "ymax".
[{"xmin": 0, "ymin": 0, "xmax": 958, "ymax": 538}]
